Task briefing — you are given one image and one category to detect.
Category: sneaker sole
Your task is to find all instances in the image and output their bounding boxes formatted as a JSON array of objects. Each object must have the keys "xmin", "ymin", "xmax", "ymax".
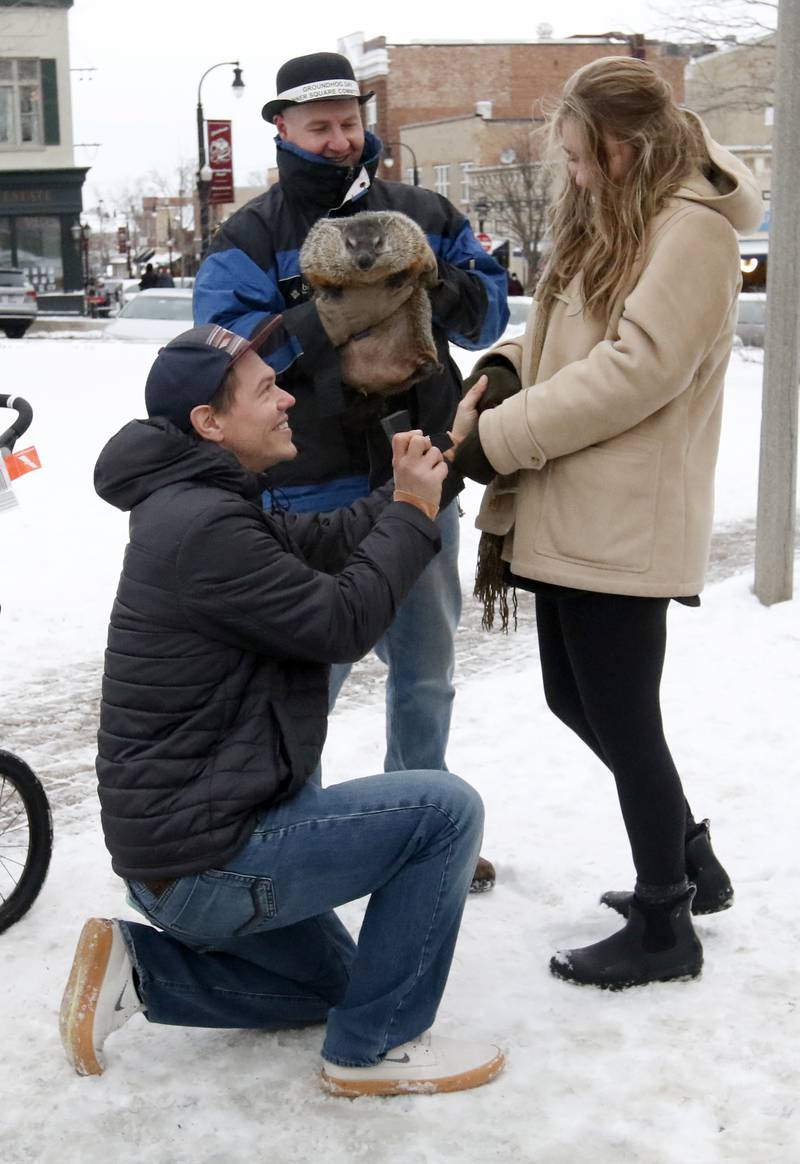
[
  {"xmin": 320, "ymin": 1049, "xmax": 505, "ymax": 1097},
  {"xmin": 59, "ymin": 918, "xmax": 114, "ymax": 1076}
]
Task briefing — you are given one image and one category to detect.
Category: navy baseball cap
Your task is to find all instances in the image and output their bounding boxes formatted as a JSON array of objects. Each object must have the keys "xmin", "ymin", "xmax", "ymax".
[{"xmin": 144, "ymin": 316, "xmax": 283, "ymax": 431}]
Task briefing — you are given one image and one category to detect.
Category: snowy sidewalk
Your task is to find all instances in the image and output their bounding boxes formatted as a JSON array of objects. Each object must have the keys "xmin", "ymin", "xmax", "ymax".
[{"xmin": 0, "ymin": 340, "xmax": 798, "ymax": 1162}]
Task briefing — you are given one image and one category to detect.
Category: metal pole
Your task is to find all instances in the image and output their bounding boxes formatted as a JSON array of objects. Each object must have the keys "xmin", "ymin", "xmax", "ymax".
[
  {"xmin": 195, "ymin": 61, "xmax": 241, "ymax": 262},
  {"xmin": 196, "ymin": 97, "xmax": 209, "ymax": 260},
  {"xmin": 754, "ymin": 0, "xmax": 800, "ymax": 605}
]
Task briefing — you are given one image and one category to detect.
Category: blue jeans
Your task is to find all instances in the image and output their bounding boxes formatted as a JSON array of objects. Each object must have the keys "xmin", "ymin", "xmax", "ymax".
[
  {"xmin": 329, "ymin": 500, "xmax": 461, "ymax": 771},
  {"xmin": 120, "ymin": 769, "xmax": 483, "ymax": 1066}
]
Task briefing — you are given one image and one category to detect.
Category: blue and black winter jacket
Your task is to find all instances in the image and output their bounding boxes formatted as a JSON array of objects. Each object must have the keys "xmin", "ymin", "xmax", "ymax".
[{"xmin": 194, "ymin": 132, "xmax": 509, "ymax": 509}]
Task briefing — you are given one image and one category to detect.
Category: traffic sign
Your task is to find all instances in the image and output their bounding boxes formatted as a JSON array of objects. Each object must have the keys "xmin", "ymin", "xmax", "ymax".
[{"xmin": 475, "ymin": 231, "xmax": 492, "ymax": 252}]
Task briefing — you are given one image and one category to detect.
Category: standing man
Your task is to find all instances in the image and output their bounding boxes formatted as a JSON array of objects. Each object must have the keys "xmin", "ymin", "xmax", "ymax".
[{"xmin": 194, "ymin": 53, "xmax": 508, "ymax": 891}]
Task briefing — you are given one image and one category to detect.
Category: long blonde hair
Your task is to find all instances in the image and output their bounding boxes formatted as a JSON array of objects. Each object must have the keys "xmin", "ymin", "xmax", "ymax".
[{"xmin": 537, "ymin": 56, "xmax": 709, "ymax": 316}]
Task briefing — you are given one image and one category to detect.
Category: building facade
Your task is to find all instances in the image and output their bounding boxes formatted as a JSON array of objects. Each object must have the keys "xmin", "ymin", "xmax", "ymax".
[
  {"xmin": 685, "ymin": 35, "xmax": 775, "ymax": 200},
  {"xmin": 340, "ymin": 31, "xmax": 690, "ymax": 187},
  {"xmin": 0, "ymin": 0, "xmax": 87, "ymax": 309}
]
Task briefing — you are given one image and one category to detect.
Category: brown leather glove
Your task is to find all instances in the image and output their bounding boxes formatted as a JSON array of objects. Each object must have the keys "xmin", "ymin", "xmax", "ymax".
[
  {"xmin": 462, "ymin": 360, "xmax": 522, "ymax": 413},
  {"xmin": 316, "ymin": 280, "xmax": 416, "ymax": 347}
]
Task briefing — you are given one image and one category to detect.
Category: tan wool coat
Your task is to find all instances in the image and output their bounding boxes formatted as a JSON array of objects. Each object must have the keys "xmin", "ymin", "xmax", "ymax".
[{"xmin": 475, "ymin": 121, "xmax": 763, "ymax": 599}]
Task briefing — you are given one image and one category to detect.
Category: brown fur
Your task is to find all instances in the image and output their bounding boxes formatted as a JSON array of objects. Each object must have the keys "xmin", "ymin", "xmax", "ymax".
[{"xmin": 300, "ymin": 211, "xmax": 442, "ymax": 395}]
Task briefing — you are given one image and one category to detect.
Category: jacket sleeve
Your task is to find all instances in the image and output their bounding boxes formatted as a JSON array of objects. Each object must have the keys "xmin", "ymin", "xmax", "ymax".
[
  {"xmin": 478, "ymin": 207, "xmax": 741, "ymax": 475},
  {"xmin": 428, "ymin": 209, "xmax": 509, "ymax": 350},
  {"xmin": 175, "ymin": 496, "xmax": 441, "ymax": 665},
  {"xmin": 277, "ymin": 483, "xmax": 393, "ymax": 572}
]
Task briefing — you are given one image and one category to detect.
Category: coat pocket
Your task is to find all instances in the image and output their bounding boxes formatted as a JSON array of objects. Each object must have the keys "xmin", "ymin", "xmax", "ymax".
[{"xmin": 534, "ymin": 435, "xmax": 661, "ymax": 573}]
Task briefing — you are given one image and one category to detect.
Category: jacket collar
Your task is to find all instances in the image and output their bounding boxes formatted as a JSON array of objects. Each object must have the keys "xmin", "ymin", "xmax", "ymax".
[{"xmin": 275, "ymin": 130, "xmax": 383, "ymax": 214}]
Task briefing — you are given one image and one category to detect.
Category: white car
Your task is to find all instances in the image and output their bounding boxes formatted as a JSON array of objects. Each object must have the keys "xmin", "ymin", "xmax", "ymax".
[
  {"xmin": 504, "ymin": 294, "xmax": 533, "ymax": 336},
  {"xmin": 105, "ymin": 288, "xmax": 195, "ymax": 342},
  {"xmin": 449, "ymin": 294, "xmax": 534, "ymax": 377}
]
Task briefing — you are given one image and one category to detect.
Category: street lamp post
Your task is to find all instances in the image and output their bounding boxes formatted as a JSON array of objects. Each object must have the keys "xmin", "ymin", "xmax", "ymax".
[
  {"xmin": 196, "ymin": 60, "xmax": 244, "ymax": 261},
  {"xmin": 70, "ymin": 221, "xmax": 91, "ymax": 309},
  {"xmin": 382, "ymin": 141, "xmax": 419, "ymax": 186}
]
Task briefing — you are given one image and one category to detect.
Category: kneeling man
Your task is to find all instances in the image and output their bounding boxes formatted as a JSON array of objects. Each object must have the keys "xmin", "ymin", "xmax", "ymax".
[{"xmin": 59, "ymin": 319, "xmax": 502, "ymax": 1097}]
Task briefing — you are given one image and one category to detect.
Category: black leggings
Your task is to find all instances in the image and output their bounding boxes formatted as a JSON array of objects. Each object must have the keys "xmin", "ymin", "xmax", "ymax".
[{"xmin": 535, "ymin": 588, "xmax": 695, "ymax": 887}]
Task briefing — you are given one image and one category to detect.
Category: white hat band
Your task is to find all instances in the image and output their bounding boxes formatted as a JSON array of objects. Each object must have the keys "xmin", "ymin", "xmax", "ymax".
[{"xmin": 276, "ymin": 79, "xmax": 361, "ymax": 104}]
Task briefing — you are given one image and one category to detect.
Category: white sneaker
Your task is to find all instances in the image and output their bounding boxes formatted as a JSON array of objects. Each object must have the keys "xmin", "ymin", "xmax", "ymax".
[
  {"xmin": 321, "ymin": 1030, "xmax": 505, "ymax": 1097},
  {"xmin": 59, "ymin": 918, "xmax": 144, "ymax": 1076}
]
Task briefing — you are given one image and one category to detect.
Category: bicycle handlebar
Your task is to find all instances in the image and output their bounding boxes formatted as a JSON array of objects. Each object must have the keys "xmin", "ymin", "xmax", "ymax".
[{"xmin": 0, "ymin": 394, "xmax": 33, "ymax": 455}]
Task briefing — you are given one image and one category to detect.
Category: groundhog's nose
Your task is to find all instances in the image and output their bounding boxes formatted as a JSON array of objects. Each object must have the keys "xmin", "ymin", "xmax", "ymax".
[{"xmin": 355, "ymin": 254, "xmax": 374, "ymax": 270}]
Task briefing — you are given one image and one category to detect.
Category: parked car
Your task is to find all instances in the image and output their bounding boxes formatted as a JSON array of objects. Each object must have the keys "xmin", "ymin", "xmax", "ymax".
[
  {"xmin": 0, "ymin": 268, "xmax": 37, "ymax": 338},
  {"xmin": 105, "ymin": 288, "xmax": 195, "ymax": 342},
  {"xmin": 504, "ymin": 295, "xmax": 533, "ymax": 335},
  {"xmin": 736, "ymin": 292, "xmax": 766, "ymax": 348}
]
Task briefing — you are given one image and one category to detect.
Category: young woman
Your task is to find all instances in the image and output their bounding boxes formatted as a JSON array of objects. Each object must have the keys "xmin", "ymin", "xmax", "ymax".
[{"xmin": 455, "ymin": 57, "xmax": 762, "ymax": 988}]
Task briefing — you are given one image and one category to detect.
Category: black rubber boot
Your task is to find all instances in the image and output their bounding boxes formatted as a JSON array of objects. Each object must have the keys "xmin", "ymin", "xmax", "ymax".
[
  {"xmin": 550, "ymin": 888, "xmax": 703, "ymax": 989},
  {"xmin": 600, "ymin": 820, "xmax": 734, "ymax": 918}
]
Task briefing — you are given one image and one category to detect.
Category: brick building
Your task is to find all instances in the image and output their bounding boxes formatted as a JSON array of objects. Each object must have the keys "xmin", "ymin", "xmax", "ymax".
[{"xmin": 339, "ymin": 31, "xmax": 690, "ymax": 183}]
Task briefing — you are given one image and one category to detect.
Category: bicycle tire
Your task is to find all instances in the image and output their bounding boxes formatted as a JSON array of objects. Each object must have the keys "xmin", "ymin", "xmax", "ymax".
[{"xmin": 0, "ymin": 748, "xmax": 53, "ymax": 933}]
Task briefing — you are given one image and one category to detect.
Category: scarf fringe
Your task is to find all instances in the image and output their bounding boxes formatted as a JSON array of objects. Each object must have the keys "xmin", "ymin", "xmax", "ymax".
[{"xmin": 474, "ymin": 531, "xmax": 517, "ymax": 633}]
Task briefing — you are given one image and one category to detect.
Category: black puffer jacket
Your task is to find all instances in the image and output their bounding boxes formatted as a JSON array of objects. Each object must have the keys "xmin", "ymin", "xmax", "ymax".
[{"xmin": 94, "ymin": 419, "xmax": 442, "ymax": 879}]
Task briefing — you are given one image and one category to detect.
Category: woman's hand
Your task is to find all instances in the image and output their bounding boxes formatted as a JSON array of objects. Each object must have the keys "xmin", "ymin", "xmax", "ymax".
[{"xmin": 449, "ymin": 376, "xmax": 487, "ymax": 447}]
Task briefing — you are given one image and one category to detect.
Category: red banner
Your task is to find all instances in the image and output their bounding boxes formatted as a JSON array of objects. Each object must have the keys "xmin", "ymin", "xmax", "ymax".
[{"xmin": 206, "ymin": 119, "xmax": 235, "ymax": 205}]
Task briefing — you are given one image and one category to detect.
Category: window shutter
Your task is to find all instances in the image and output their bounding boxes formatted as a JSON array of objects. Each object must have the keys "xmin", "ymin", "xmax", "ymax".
[{"xmin": 41, "ymin": 59, "xmax": 60, "ymax": 145}]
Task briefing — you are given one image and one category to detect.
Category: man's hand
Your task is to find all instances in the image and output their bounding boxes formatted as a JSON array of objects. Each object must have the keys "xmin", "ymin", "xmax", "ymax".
[
  {"xmin": 450, "ymin": 375, "xmax": 487, "ymax": 445},
  {"xmin": 392, "ymin": 430, "xmax": 447, "ymax": 513},
  {"xmin": 461, "ymin": 361, "xmax": 522, "ymax": 413},
  {"xmin": 316, "ymin": 282, "xmax": 416, "ymax": 347}
]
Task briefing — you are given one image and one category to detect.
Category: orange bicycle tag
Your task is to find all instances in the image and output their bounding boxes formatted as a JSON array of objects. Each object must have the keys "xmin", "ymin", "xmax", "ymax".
[{"xmin": 4, "ymin": 446, "xmax": 41, "ymax": 481}]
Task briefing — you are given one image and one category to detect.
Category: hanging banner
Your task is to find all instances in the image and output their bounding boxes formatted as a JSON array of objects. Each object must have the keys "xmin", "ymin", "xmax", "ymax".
[{"xmin": 206, "ymin": 119, "xmax": 235, "ymax": 205}]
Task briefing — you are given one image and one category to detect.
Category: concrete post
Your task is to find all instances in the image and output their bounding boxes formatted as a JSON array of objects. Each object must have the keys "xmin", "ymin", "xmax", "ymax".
[{"xmin": 754, "ymin": 0, "xmax": 800, "ymax": 605}]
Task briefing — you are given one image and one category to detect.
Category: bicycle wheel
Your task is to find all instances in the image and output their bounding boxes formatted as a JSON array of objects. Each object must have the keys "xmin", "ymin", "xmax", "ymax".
[{"xmin": 0, "ymin": 748, "xmax": 53, "ymax": 933}]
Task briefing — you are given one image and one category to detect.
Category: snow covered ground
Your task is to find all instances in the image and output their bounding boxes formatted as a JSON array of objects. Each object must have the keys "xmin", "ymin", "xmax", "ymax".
[{"xmin": 0, "ymin": 337, "xmax": 797, "ymax": 1163}]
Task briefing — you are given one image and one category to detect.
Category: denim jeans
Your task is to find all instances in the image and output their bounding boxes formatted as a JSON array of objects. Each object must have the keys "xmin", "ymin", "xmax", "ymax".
[
  {"xmin": 121, "ymin": 769, "xmax": 483, "ymax": 1067},
  {"xmin": 329, "ymin": 499, "xmax": 461, "ymax": 771}
]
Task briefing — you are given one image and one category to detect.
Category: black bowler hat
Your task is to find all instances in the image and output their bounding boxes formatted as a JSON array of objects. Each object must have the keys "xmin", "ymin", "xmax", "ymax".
[{"xmin": 261, "ymin": 52, "xmax": 374, "ymax": 122}]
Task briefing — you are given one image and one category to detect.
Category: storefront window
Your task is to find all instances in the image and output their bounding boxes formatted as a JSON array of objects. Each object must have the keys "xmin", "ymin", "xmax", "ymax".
[{"xmin": 16, "ymin": 216, "xmax": 62, "ymax": 291}]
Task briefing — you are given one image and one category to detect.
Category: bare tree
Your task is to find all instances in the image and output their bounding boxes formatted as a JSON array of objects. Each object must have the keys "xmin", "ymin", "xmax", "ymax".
[
  {"xmin": 470, "ymin": 131, "xmax": 553, "ymax": 293},
  {"xmin": 655, "ymin": 1, "xmax": 778, "ymax": 116}
]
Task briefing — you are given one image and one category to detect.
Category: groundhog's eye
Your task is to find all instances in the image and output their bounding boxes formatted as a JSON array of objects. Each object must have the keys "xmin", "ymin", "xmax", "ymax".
[
  {"xmin": 373, "ymin": 235, "xmax": 384, "ymax": 251},
  {"xmin": 344, "ymin": 235, "xmax": 357, "ymax": 250}
]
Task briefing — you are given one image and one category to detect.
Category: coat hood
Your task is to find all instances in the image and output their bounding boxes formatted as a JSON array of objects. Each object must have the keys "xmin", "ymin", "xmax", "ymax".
[
  {"xmin": 94, "ymin": 417, "xmax": 262, "ymax": 512},
  {"xmin": 676, "ymin": 111, "xmax": 764, "ymax": 234}
]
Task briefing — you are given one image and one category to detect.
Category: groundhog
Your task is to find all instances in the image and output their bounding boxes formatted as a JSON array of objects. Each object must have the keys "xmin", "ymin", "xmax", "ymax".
[{"xmin": 299, "ymin": 211, "xmax": 442, "ymax": 395}]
